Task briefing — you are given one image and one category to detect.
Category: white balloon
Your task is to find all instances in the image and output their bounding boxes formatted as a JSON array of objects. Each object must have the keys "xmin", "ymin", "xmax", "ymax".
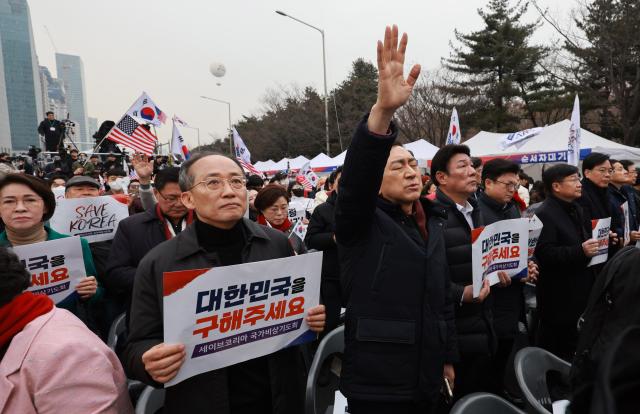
[{"xmin": 209, "ymin": 62, "xmax": 226, "ymax": 78}]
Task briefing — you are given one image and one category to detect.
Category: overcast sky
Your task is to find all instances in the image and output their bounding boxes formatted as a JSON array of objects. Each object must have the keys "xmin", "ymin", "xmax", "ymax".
[{"xmin": 29, "ymin": 0, "xmax": 576, "ymax": 154}]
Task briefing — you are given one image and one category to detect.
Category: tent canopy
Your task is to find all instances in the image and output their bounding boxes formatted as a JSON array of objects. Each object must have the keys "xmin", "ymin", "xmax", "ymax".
[
  {"xmin": 465, "ymin": 120, "xmax": 640, "ymax": 162},
  {"xmin": 403, "ymin": 139, "xmax": 439, "ymax": 161},
  {"xmin": 309, "ymin": 153, "xmax": 337, "ymax": 168}
]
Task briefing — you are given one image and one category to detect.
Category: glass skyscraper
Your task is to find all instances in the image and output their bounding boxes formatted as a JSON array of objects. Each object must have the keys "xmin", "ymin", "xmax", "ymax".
[
  {"xmin": 0, "ymin": 39, "xmax": 11, "ymax": 153},
  {"xmin": 0, "ymin": 0, "xmax": 43, "ymax": 151},
  {"xmin": 56, "ymin": 53, "xmax": 89, "ymax": 148}
]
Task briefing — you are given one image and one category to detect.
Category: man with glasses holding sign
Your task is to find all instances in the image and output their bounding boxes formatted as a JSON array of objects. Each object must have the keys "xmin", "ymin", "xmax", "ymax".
[{"xmin": 122, "ymin": 152, "xmax": 326, "ymax": 414}]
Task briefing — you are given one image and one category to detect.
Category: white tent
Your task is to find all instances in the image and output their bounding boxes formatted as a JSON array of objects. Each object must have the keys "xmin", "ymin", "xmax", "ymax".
[
  {"xmin": 273, "ymin": 158, "xmax": 289, "ymax": 171},
  {"xmin": 403, "ymin": 139, "xmax": 439, "ymax": 163},
  {"xmin": 254, "ymin": 159, "xmax": 278, "ymax": 172},
  {"xmin": 309, "ymin": 153, "xmax": 337, "ymax": 168},
  {"xmin": 465, "ymin": 120, "xmax": 640, "ymax": 163},
  {"xmin": 289, "ymin": 155, "xmax": 310, "ymax": 170},
  {"xmin": 331, "ymin": 150, "xmax": 347, "ymax": 166}
]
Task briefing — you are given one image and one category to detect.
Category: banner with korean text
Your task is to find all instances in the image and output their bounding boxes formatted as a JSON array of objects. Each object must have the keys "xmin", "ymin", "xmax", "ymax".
[
  {"xmin": 588, "ymin": 218, "xmax": 611, "ymax": 266},
  {"xmin": 12, "ymin": 237, "xmax": 86, "ymax": 304},
  {"xmin": 49, "ymin": 196, "xmax": 129, "ymax": 243},
  {"xmin": 163, "ymin": 252, "xmax": 322, "ymax": 386},
  {"xmin": 471, "ymin": 218, "xmax": 529, "ymax": 298}
]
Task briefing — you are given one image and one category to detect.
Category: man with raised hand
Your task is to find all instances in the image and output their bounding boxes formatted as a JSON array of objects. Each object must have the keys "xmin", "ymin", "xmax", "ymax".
[{"xmin": 336, "ymin": 25, "xmax": 456, "ymax": 414}]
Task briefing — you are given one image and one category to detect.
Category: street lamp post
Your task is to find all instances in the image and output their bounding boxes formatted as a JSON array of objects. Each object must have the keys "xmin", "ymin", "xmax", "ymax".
[
  {"xmin": 200, "ymin": 96, "xmax": 233, "ymax": 155},
  {"xmin": 276, "ymin": 10, "xmax": 330, "ymax": 156}
]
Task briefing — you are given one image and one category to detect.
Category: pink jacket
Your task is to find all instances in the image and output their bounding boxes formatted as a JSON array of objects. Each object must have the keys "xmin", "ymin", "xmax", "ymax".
[{"xmin": 0, "ymin": 307, "xmax": 133, "ymax": 414}]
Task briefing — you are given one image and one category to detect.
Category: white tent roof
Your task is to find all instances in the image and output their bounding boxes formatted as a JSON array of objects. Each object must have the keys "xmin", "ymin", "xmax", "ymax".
[
  {"xmin": 403, "ymin": 139, "xmax": 439, "ymax": 161},
  {"xmin": 309, "ymin": 153, "xmax": 337, "ymax": 168},
  {"xmin": 331, "ymin": 150, "xmax": 347, "ymax": 166},
  {"xmin": 289, "ymin": 155, "xmax": 309, "ymax": 169},
  {"xmin": 273, "ymin": 158, "xmax": 289, "ymax": 170},
  {"xmin": 254, "ymin": 160, "xmax": 278, "ymax": 172},
  {"xmin": 465, "ymin": 120, "xmax": 640, "ymax": 161}
]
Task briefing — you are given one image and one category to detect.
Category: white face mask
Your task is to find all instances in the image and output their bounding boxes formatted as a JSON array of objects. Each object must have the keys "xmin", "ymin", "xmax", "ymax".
[{"xmin": 109, "ymin": 178, "xmax": 124, "ymax": 191}]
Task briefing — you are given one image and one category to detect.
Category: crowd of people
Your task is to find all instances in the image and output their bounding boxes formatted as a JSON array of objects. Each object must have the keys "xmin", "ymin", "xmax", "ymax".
[{"xmin": 1, "ymin": 25, "xmax": 640, "ymax": 414}]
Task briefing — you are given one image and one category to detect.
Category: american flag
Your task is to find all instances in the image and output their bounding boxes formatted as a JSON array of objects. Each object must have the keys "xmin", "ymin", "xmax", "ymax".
[
  {"xmin": 296, "ymin": 175, "xmax": 313, "ymax": 191},
  {"xmin": 237, "ymin": 157, "xmax": 262, "ymax": 177},
  {"xmin": 106, "ymin": 114, "xmax": 157, "ymax": 155}
]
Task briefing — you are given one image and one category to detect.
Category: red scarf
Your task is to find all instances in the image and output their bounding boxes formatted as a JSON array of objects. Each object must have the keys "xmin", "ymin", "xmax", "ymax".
[
  {"xmin": 0, "ymin": 292, "xmax": 53, "ymax": 350},
  {"xmin": 414, "ymin": 200, "xmax": 428, "ymax": 241},
  {"xmin": 257, "ymin": 214, "xmax": 292, "ymax": 232},
  {"xmin": 156, "ymin": 204, "xmax": 195, "ymax": 240}
]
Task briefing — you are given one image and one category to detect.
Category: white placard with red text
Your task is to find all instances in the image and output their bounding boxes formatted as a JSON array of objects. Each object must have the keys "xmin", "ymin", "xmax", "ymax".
[
  {"xmin": 12, "ymin": 237, "xmax": 86, "ymax": 304},
  {"xmin": 49, "ymin": 195, "xmax": 129, "ymax": 243},
  {"xmin": 471, "ymin": 218, "xmax": 529, "ymax": 298},
  {"xmin": 588, "ymin": 218, "xmax": 611, "ymax": 267},
  {"xmin": 163, "ymin": 252, "xmax": 322, "ymax": 387}
]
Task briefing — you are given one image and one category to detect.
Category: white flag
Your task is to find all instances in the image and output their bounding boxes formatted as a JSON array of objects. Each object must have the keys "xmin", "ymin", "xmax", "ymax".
[
  {"xmin": 446, "ymin": 107, "xmax": 461, "ymax": 145},
  {"xmin": 126, "ymin": 92, "xmax": 167, "ymax": 127},
  {"xmin": 568, "ymin": 95, "xmax": 581, "ymax": 166},
  {"xmin": 171, "ymin": 121, "xmax": 189, "ymax": 161},
  {"xmin": 499, "ymin": 127, "xmax": 543, "ymax": 150},
  {"xmin": 173, "ymin": 114, "xmax": 190, "ymax": 128},
  {"xmin": 233, "ymin": 128, "xmax": 251, "ymax": 164}
]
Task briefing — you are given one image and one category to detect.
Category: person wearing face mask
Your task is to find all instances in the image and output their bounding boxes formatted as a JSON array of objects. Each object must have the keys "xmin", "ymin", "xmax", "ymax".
[{"xmin": 254, "ymin": 184, "xmax": 307, "ymax": 254}]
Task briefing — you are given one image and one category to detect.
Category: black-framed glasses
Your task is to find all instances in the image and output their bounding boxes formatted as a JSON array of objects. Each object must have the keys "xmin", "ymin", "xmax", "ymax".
[
  {"xmin": 494, "ymin": 180, "xmax": 519, "ymax": 191},
  {"xmin": 189, "ymin": 177, "xmax": 247, "ymax": 192},
  {"xmin": 157, "ymin": 190, "xmax": 181, "ymax": 203}
]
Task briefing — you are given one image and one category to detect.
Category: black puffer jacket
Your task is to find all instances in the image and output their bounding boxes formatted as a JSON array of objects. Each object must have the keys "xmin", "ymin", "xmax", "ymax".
[
  {"xmin": 477, "ymin": 192, "xmax": 523, "ymax": 339},
  {"xmin": 336, "ymin": 116, "xmax": 457, "ymax": 404},
  {"xmin": 435, "ymin": 189, "xmax": 496, "ymax": 356}
]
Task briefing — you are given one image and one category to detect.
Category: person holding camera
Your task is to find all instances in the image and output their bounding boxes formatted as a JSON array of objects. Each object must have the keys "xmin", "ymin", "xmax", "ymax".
[{"xmin": 37, "ymin": 112, "xmax": 66, "ymax": 152}]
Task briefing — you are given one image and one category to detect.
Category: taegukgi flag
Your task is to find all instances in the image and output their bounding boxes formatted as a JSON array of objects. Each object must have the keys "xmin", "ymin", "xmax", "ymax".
[
  {"xmin": 446, "ymin": 107, "xmax": 461, "ymax": 145},
  {"xmin": 126, "ymin": 92, "xmax": 167, "ymax": 127},
  {"xmin": 171, "ymin": 120, "xmax": 190, "ymax": 161},
  {"xmin": 568, "ymin": 95, "xmax": 581, "ymax": 166}
]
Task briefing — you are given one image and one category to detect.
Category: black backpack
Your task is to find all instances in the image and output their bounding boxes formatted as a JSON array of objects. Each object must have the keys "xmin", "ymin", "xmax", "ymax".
[{"xmin": 570, "ymin": 247, "xmax": 640, "ymax": 412}]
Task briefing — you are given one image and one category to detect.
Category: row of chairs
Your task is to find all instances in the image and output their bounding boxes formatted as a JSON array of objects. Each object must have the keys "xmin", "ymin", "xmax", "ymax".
[{"xmin": 129, "ymin": 324, "xmax": 572, "ymax": 414}]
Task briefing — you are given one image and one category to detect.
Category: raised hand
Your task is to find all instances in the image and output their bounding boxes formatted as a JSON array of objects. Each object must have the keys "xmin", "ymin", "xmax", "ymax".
[
  {"xmin": 368, "ymin": 25, "xmax": 421, "ymax": 134},
  {"xmin": 132, "ymin": 153, "xmax": 153, "ymax": 185}
]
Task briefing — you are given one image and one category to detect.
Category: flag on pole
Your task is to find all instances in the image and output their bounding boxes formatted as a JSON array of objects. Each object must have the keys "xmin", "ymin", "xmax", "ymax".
[
  {"xmin": 173, "ymin": 114, "xmax": 190, "ymax": 128},
  {"xmin": 446, "ymin": 107, "xmax": 462, "ymax": 145},
  {"xmin": 171, "ymin": 121, "xmax": 190, "ymax": 161},
  {"xmin": 298, "ymin": 161, "xmax": 319, "ymax": 190},
  {"xmin": 232, "ymin": 128, "xmax": 261, "ymax": 175},
  {"xmin": 106, "ymin": 114, "xmax": 157, "ymax": 155},
  {"xmin": 127, "ymin": 92, "xmax": 167, "ymax": 126},
  {"xmin": 568, "ymin": 95, "xmax": 581, "ymax": 166}
]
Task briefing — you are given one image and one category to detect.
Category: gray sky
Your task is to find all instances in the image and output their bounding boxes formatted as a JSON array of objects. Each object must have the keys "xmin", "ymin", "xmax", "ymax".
[{"xmin": 30, "ymin": 0, "xmax": 576, "ymax": 155}]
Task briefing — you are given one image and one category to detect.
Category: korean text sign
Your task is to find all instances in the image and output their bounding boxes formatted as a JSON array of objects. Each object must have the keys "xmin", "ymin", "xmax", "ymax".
[
  {"xmin": 49, "ymin": 196, "xmax": 129, "ymax": 243},
  {"xmin": 163, "ymin": 252, "xmax": 322, "ymax": 386},
  {"xmin": 12, "ymin": 237, "xmax": 86, "ymax": 304},
  {"xmin": 588, "ymin": 218, "xmax": 611, "ymax": 267},
  {"xmin": 471, "ymin": 218, "xmax": 529, "ymax": 298}
]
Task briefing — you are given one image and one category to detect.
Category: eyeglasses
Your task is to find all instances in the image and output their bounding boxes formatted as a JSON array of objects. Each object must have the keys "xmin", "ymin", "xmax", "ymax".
[
  {"xmin": 157, "ymin": 190, "xmax": 181, "ymax": 203},
  {"xmin": 593, "ymin": 167, "xmax": 613, "ymax": 174},
  {"xmin": 494, "ymin": 180, "xmax": 520, "ymax": 191},
  {"xmin": 561, "ymin": 177, "xmax": 581, "ymax": 184},
  {"xmin": 189, "ymin": 177, "xmax": 247, "ymax": 192},
  {"xmin": 1, "ymin": 196, "xmax": 43, "ymax": 210}
]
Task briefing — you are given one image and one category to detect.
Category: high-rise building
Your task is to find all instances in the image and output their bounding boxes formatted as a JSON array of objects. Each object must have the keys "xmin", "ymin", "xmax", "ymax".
[
  {"xmin": 39, "ymin": 65, "xmax": 67, "ymax": 120},
  {"xmin": 0, "ymin": 0, "xmax": 44, "ymax": 152},
  {"xmin": 88, "ymin": 116, "xmax": 98, "ymax": 138},
  {"xmin": 56, "ymin": 53, "xmax": 89, "ymax": 147},
  {"xmin": 0, "ymin": 37, "xmax": 11, "ymax": 153}
]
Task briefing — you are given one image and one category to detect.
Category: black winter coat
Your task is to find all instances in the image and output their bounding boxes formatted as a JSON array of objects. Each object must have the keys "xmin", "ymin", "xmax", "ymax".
[
  {"xmin": 122, "ymin": 219, "xmax": 306, "ymax": 414},
  {"xmin": 105, "ymin": 208, "xmax": 167, "ymax": 301},
  {"xmin": 477, "ymin": 192, "xmax": 524, "ymax": 340},
  {"xmin": 534, "ymin": 196, "xmax": 594, "ymax": 327},
  {"xmin": 335, "ymin": 117, "xmax": 457, "ymax": 404},
  {"xmin": 435, "ymin": 189, "xmax": 495, "ymax": 357},
  {"xmin": 37, "ymin": 119, "xmax": 65, "ymax": 151},
  {"xmin": 305, "ymin": 191, "xmax": 341, "ymax": 332}
]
